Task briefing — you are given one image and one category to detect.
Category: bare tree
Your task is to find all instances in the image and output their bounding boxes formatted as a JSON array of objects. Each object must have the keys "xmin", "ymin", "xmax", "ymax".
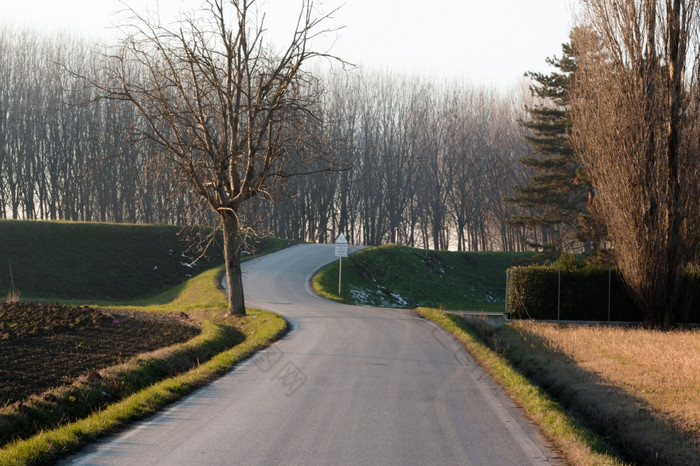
[
  {"xmin": 91, "ymin": 0, "xmax": 339, "ymax": 315},
  {"xmin": 571, "ymin": 2, "xmax": 700, "ymax": 327}
]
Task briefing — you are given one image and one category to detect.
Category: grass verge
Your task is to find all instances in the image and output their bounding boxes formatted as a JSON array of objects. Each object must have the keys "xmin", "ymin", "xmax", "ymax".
[
  {"xmin": 311, "ymin": 269, "xmax": 344, "ymax": 303},
  {"xmin": 81, "ymin": 264, "xmax": 229, "ymax": 313},
  {"xmin": 0, "ymin": 265, "xmax": 288, "ymax": 464},
  {"xmin": 415, "ymin": 308, "xmax": 624, "ymax": 466}
]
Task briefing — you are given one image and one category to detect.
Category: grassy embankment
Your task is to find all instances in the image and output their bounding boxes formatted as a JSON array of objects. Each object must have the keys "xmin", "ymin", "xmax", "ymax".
[
  {"xmin": 0, "ymin": 219, "xmax": 290, "ymax": 302},
  {"xmin": 0, "ymin": 220, "xmax": 290, "ymax": 464},
  {"xmin": 313, "ymin": 245, "xmax": 699, "ymax": 465},
  {"xmin": 313, "ymin": 244, "xmax": 532, "ymax": 311}
]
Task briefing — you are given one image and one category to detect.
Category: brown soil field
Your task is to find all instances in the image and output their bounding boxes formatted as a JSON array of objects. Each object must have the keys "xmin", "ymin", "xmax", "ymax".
[{"xmin": 0, "ymin": 302, "xmax": 200, "ymax": 406}]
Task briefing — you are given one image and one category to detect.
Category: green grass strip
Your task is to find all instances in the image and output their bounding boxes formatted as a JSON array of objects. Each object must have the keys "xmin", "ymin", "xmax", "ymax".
[
  {"xmin": 99, "ymin": 264, "xmax": 229, "ymax": 312},
  {"xmin": 311, "ymin": 269, "xmax": 344, "ymax": 302},
  {"xmin": 415, "ymin": 308, "xmax": 626, "ymax": 466},
  {"xmin": 0, "ymin": 308, "xmax": 287, "ymax": 465}
]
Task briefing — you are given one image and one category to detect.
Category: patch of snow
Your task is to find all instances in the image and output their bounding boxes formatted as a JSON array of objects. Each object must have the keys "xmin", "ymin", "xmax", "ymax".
[
  {"xmin": 349, "ymin": 285, "xmax": 408, "ymax": 308},
  {"xmin": 349, "ymin": 286, "xmax": 371, "ymax": 303},
  {"xmin": 180, "ymin": 261, "xmax": 194, "ymax": 268},
  {"xmin": 390, "ymin": 292, "xmax": 408, "ymax": 306}
]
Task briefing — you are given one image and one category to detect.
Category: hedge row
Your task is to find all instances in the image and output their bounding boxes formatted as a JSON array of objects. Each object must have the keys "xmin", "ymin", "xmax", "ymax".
[{"xmin": 506, "ymin": 265, "xmax": 700, "ymax": 324}]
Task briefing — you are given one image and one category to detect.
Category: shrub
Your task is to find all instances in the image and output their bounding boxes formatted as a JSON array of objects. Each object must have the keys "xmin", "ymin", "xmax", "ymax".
[{"xmin": 507, "ymin": 260, "xmax": 700, "ymax": 324}]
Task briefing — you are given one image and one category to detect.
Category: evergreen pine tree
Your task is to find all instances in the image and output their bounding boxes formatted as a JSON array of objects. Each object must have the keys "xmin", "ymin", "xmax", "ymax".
[{"xmin": 507, "ymin": 36, "xmax": 589, "ymax": 253}]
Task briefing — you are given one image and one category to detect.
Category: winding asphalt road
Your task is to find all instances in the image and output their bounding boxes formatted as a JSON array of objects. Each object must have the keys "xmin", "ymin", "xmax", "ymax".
[{"xmin": 63, "ymin": 243, "xmax": 561, "ymax": 465}]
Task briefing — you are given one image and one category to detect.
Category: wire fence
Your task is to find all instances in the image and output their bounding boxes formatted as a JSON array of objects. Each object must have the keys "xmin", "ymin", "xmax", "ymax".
[{"xmin": 505, "ymin": 269, "xmax": 640, "ymax": 322}]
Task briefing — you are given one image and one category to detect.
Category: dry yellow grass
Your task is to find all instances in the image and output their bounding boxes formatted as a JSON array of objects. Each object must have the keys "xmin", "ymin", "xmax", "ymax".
[
  {"xmin": 519, "ymin": 323, "xmax": 700, "ymax": 431},
  {"xmin": 497, "ymin": 322, "xmax": 700, "ymax": 465}
]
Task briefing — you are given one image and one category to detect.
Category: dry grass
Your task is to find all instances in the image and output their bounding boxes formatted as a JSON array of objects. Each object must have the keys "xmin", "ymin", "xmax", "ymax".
[
  {"xmin": 529, "ymin": 323, "xmax": 700, "ymax": 431},
  {"xmin": 5, "ymin": 290, "xmax": 20, "ymax": 303},
  {"xmin": 6, "ymin": 260, "xmax": 19, "ymax": 303},
  {"xmin": 497, "ymin": 322, "xmax": 700, "ymax": 465}
]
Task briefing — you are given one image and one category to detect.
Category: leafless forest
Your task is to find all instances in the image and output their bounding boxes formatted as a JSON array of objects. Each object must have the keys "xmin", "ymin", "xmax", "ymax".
[{"xmin": 0, "ymin": 25, "xmax": 543, "ymax": 251}]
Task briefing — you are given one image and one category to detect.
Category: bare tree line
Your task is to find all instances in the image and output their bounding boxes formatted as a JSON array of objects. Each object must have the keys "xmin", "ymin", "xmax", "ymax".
[
  {"xmin": 260, "ymin": 73, "xmax": 538, "ymax": 251},
  {"xmin": 0, "ymin": 25, "xmax": 210, "ymax": 225},
  {"xmin": 0, "ymin": 25, "xmax": 544, "ymax": 252}
]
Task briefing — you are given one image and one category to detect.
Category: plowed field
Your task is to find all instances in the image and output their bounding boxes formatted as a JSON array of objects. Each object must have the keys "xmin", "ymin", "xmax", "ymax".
[{"xmin": 0, "ymin": 302, "xmax": 200, "ymax": 405}]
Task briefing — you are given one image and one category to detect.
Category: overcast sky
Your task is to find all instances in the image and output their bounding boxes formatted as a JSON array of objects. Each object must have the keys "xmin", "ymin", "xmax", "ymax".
[{"xmin": 0, "ymin": 0, "xmax": 576, "ymax": 89}]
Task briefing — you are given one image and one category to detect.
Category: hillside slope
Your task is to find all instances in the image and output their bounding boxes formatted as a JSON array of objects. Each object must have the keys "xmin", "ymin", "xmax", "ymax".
[
  {"xmin": 0, "ymin": 220, "xmax": 224, "ymax": 300},
  {"xmin": 314, "ymin": 245, "xmax": 535, "ymax": 311}
]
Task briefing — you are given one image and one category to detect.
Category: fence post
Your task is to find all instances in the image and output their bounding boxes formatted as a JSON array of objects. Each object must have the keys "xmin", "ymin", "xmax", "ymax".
[
  {"xmin": 608, "ymin": 269, "xmax": 612, "ymax": 322},
  {"xmin": 557, "ymin": 269, "xmax": 561, "ymax": 321},
  {"xmin": 504, "ymin": 270, "xmax": 509, "ymax": 315},
  {"xmin": 338, "ymin": 257, "xmax": 342, "ymax": 296}
]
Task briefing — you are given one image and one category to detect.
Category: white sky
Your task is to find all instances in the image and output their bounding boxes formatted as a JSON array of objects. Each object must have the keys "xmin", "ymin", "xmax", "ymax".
[{"xmin": 0, "ymin": 0, "xmax": 577, "ymax": 89}]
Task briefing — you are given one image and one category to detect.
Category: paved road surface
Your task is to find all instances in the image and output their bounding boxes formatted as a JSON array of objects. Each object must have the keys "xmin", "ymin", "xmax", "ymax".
[{"xmin": 63, "ymin": 244, "xmax": 561, "ymax": 465}]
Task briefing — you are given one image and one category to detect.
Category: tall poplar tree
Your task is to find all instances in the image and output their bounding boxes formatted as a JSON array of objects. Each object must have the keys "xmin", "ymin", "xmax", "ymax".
[{"xmin": 572, "ymin": 0, "xmax": 700, "ymax": 327}]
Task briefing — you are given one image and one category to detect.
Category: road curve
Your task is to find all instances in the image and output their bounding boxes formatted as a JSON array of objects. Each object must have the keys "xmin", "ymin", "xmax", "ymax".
[{"xmin": 63, "ymin": 244, "xmax": 561, "ymax": 465}]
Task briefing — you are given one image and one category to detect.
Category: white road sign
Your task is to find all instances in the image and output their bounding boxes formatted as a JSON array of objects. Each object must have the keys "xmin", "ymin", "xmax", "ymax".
[{"xmin": 335, "ymin": 233, "xmax": 348, "ymax": 257}]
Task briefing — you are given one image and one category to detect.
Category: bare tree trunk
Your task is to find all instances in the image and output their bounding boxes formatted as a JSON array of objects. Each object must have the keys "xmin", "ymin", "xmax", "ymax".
[
  {"xmin": 661, "ymin": 0, "xmax": 684, "ymax": 327},
  {"xmin": 221, "ymin": 210, "xmax": 245, "ymax": 315}
]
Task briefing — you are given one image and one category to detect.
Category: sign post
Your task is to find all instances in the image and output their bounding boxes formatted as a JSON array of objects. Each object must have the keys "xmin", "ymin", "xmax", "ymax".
[{"xmin": 335, "ymin": 233, "xmax": 349, "ymax": 296}]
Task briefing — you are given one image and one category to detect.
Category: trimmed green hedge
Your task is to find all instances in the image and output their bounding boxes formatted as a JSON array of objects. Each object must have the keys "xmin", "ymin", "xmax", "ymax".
[{"xmin": 507, "ymin": 262, "xmax": 699, "ymax": 323}]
